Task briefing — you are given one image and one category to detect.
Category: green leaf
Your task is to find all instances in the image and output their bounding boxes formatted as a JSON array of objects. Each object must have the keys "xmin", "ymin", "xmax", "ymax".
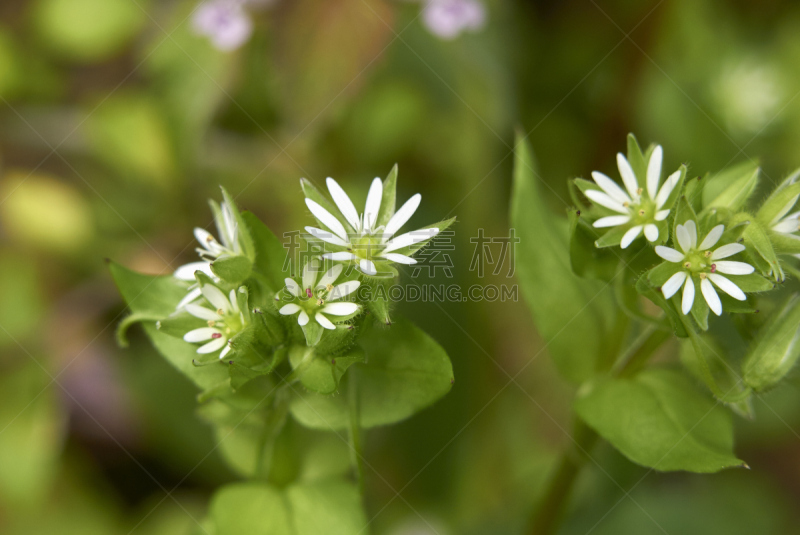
[
  {"xmin": 743, "ymin": 296, "xmax": 800, "ymax": 392},
  {"xmin": 290, "ymin": 345, "xmax": 364, "ymax": 395},
  {"xmin": 211, "ymin": 255, "xmax": 253, "ymax": 285},
  {"xmin": 376, "ymin": 164, "xmax": 398, "ymax": 228},
  {"xmin": 575, "ymin": 368, "xmax": 745, "ymax": 473},
  {"xmin": 208, "ymin": 479, "xmax": 367, "ymax": 535},
  {"xmin": 511, "ymin": 134, "xmax": 615, "ymax": 383},
  {"xmin": 242, "ymin": 211, "xmax": 289, "ymax": 293},
  {"xmin": 701, "ymin": 161, "xmax": 759, "ymax": 213},
  {"xmin": 109, "ymin": 262, "xmax": 229, "ymax": 389},
  {"xmin": 289, "ymin": 318, "xmax": 452, "ymax": 429}
]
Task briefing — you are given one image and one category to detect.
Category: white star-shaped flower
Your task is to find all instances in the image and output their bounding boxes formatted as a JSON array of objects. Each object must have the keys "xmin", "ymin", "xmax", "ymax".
[
  {"xmin": 655, "ymin": 221, "xmax": 754, "ymax": 316},
  {"xmin": 305, "ymin": 177, "xmax": 439, "ymax": 276},
  {"xmin": 183, "ymin": 284, "xmax": 248, "ymax": 359},
  {"xmin": 278, "ymin": 261, "xmax": 361, "ymax": 330},
  {"xmin": 174, "ymin": 193, "xmax": 244, "ymax": 309},
  {"xmin": 588, "ymin": 146, "xmax": 681, "ymax": 248}
]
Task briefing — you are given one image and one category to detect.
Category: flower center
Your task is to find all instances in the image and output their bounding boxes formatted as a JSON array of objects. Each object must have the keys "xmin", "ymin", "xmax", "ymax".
[
  {"xmin": 682, "ymin": 251, "xmax": 711, "ymax": 273},
  {"xmin": 351, "ymin": 235, "xmax": 383, "ymax": 261},
  {"xmin": 630, "ymin": 199, "xmax": 657, "ymax": 225}
]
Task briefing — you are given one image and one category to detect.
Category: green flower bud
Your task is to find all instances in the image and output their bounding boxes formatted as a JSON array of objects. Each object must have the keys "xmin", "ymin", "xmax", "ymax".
[{"xmin": 743, "ymin": 296, "xmax": 800, "ymax": 392}]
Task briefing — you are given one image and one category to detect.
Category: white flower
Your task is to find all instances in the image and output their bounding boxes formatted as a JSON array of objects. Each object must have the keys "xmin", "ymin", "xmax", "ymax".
[
  {"xmin": 278, "ymin": 261, "xmax": 361, "ymax": 330},
  {"xmin": 655, "ymin": 221, "xmax": 754, "ymax": 316},
  {"xmin": 588, "ymin": 146, "xmax": 681, "ymax": 248},
  {"xmin": 174, "ymin": 193, "xmax": 243, "ymax": 309},
  {"xmin": 183, "ymin": 285, "xmax": 248, "ymax": 359},
  {"xmin": 305, "ymin": 177, "xmax": 439, "ymax": 276}
]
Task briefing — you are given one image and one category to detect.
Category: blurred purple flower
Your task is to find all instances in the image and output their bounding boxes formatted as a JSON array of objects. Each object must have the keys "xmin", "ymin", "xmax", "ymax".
[
  {"xmin": 192, "ymin": 0, "xmax": 254, "ymax": 51},
  {"xmin": 422, "ymin": 0, "xmax": 487, "ymax": 40}
]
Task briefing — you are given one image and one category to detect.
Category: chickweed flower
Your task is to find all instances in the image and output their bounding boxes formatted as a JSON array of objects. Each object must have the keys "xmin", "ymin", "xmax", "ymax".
[
  {"xmin": 588, "ymin": 146, "xmax": 681, "ymax": 248},
  {"xmin": 305, "ymin": 177, "xmax": 439, "ymax": 276},
  {"xmin": 183, "ymin": 284, "xmax": 249, "ymax": 359},
  {"xmin": 655, "ymin": 221, "xmax": 754, "ymax": 316},
  {"xmin": 278, "ymin": 260, "xmax": 361, "ymax": 330},
  {"xmin": 174, "ymin": 191, "xmax": 248, "ymax": 308}
]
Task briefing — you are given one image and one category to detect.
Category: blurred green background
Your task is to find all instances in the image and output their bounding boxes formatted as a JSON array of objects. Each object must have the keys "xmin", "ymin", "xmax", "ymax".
[{"xmin": 2, "ymin": 0, "xmax": 800, "ymax": 533}]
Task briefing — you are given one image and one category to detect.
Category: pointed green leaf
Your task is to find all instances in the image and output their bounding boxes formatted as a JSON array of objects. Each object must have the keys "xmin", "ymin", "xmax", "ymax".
[
  {"xmin": 242, "ymin": 211, "xmax": 289, "ymax": 293},
  {"xmin": 701, "ymin": 161, "xmax": 759, "ymax": 213},
  {"xmin": 211, "ymin": 254, "xmax": 253, "ymax": 284},
  {"xmin": 376, "ymin": 163, "xmax": 398, "ymax": 228}
]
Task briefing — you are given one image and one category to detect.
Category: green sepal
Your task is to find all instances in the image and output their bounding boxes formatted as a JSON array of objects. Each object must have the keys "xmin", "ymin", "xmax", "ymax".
[
  {"xmin": 690, "ymin": 279, "xmax": 709, "ymax": 331},
  {"xmin": 755, "ymin": 168, "xmax": 800, "ymax": 224},
  {"xmin": 376, "ymin": 164, "xmax": 398, "ymax": 229},
  {"xmin": 701, "ymin": 160, "xmax": 759, "ymax": 213},
  {"xmin": 727, "ymin": 272, "xmax": 774, "ymax": 293},
  {"xmin": 626, "ymin": 133, "xmax": 648, "ymax": 182},
  {"xmin": 252, "ymin": 306, "xmax": 286, "ymax": 346},
  {"xmin": 301, "ymin": 320, "xmax": 324, "ymax": 347},
  {"xmin": 218, "ymin": 186, "xmax": 255, "ymax": 260},
  {"xmin": 568, "ymin": 209, "xmax": 618, "ymax": 280},
  {"xmin": 673, "ymin": 196, "xmax": 698, "ymax": 237},
  {"xmin": 211, "ymin": 254, "xmax": 252, "ymax": 285},
  {"xmin": 636, "ymin": 272, "xmax": 687, "ymax": 337},
  {"xmin": 362, "ymin": 278, "xmax": 392, "ymax": 325},
  {"xmin": 769, "ymin": 232, "xmax": 800, "ymax": 255},
  {"xmin": 743, "ymin": 220, "xmax": 781, "ymax": 281},
  {"xmin": 594, "ymin": 225, "xmax": 627, "ymax": 248},
  {"xmin": 386, "ymin": 217, "xmax": 457, "ymax": 258},
  {"xmin": 647, "ymin": 261, "xmax": 680, "ymax": 287},
  {"xmin": 153, "ymin": 311, "xmax": 204, "ymax": 340}
]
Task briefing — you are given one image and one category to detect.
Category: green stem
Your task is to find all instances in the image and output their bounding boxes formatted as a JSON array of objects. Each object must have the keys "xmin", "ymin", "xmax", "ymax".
[
  {"xmin": 527, "ymin": 419, "xmax": 599, "ymax": 535},
  {"xmin": 348, "ymin": 375, "xmax": 365, "ymax": 495},
  {"xmin": 528, "ymin": 325, "xmax": 669, "ymax": 535}
]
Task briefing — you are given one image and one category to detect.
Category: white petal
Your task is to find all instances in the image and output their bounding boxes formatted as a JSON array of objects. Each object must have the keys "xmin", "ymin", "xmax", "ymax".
[
  {"xmin": 202, "ymin": 284, "xmax": 231, "ymax": 313},
  {"xmin": 662, "ymin": 271, "xmax": 687, "ymax": 299},
  {"xmin": 323, "ymin": 252, "xmax": 359, "ymax": 261},
  {"xmin": 229, "ymin": 289, "xmax": 240, "ymax": 314},
  {"xmin": 646, "ymin": 145, "xmax": 663, "ymax": 199},
  {"xmin": 197, "ymin": 337, "xmax": 226, "ymax": 354},
  {"xmin": 655, "ymin": 246, "xmax": 684, "ymax": 262},
  {"xmin": 194, "ymin": 227, "xmax": 219, "ymax": 253},
  {"xmin": 297, "ymin": 311, "xmax": 309, "ymax": 326},
  {"xmin": 285, "ymin": 278, "xmax": 301, "ymax": 297},
  {"xmin": 617, "ymin": 153, "xmax": 640, "ymax": 200},
  {"xmin": 380, "ymin": 252, "xmax": 417, "ymax": 264},
  {"xmin": 701, "ymin": 278, "xmax": 722, "ymax": 316},
  {"xmin": 305, "ymin": 226, "xmax": 350, "ymax": 247},
  {"xmin": 654, "ymin": 209, "xmax": 670, "ymax": 221},
  {"xmin": 317, "ymin": 264, "xmax": 343, "ymax": 289},
  {"xmin": 176, "ymin": 287, "xmax": 203, "ymax": 310},
  {"xmin": 676, "ymin": 224, "xmax": 692, "ymax": 253},
  {"xmin": 184, "ymin": 327, "xmax": 220, "ymax": 342},
  {"xmin": 322, "ymin": 302, "xmax": 360, "ymax": 316},
  {"xmin": 185, "ymin": 304, "xmax": 222, "ymax": 321},
  {"xmin": 593, "ymin": 215, "xmax": 630, "ymax": 228},
  {"xmin": 584, "ymin": 189, "xmax": 629, "ymax": 214},
  {"xmin": 773, "ymin": 218, "xmax": 800, "ymax": 234},
  {"xmin": 363, "ymin": 177, "xmax": 383, "ymax": 231},
  {"xmin": 644, "ymin": 224, "xmax": 659, "ymax": 242},
  {"xmin": 302, "ymin": 259, "xmax": 319, "ymax": 290},
  {"xmin": 359, "ymin": 259, "xmax": 377, "ymax": 276},
  {"xmin": 174, "ymin": 261, "xmax": 213, "ymax": 281},
  {"xmin": 315, "ymin": 313, "xmax": 336, "ymax": 330},
  {"xmin": 708, "ymin": 273, "xmax": 747, "ymax": 300},
  {"xmin": 328, "ymin": 280, "xmax": 361, "ymax": 301},
  {"xmin": 591, "ymin": 171, "xmax": 631, "ymax": 204},
  {"xmin": 681, "ymin": 276, "xmax": 695, "ymax": 315},
  {"xmin": 711, "ymin": 243, "xmax": 745, "ymax": 260},
  {"xmin": 326, "ymin": 177, "xmax": 360, "ymax": 229},
  {"xmin": 279, "ymin": 303, "xmax": 301, "ymax": 315},
  {"xmin": 699, "ymin": 225, "xmax": 724, "ymax": 251},
  {"xmin": 713, "ymin": 261, "xmax": 754, "ymax": 275},
  {"xmin": 219, "ymin": 345, "xmax": 231, "ymax": 359},
  {"xmin": 620, "ymin": 225, "xmax": 642, "ymax": 249},
  {"xmin": 305, "ymin": 199, "xmax": 348, "ymax": 241},
  {"xmin": 685, "ymin": 220, "xmax": 698, "ymax": 249},
  {"xmin": 655, "ymin": 171, "xmax": 681, "ymax": 209},
  {"xmin": 382, "ymin": 228, "xmax": 440, "ymax": 253},
  {"xmin": 384, "ymin": 194, "xmax": 421, "ymax": 238}
]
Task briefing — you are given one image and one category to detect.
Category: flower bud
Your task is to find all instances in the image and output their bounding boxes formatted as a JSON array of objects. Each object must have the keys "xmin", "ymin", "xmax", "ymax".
[{"xmin": 743, "ymin": 296, "xmax": 800, "ymax": 392}]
